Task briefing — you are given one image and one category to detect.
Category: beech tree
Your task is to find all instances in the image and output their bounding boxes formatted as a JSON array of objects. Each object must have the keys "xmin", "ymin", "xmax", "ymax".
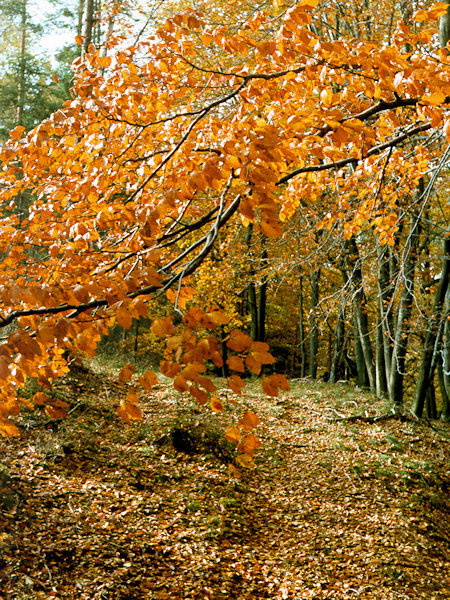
[{"xmin": 0, "ymin": 0, "xmax": 449, "ymax": 443}]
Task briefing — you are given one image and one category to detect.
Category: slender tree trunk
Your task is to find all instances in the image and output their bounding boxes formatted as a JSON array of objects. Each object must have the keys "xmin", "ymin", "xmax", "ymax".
[
  {"xmin": 329, "ymin": 305, "xmax": 345, "ymax": 384},
  {"xmin": 82, "ymin": 0, "xmax": 95, "ymax": 57},
  {"xmin": 389, "ymin": 196, "xmax": 422, "ymax": 406},
  {"xmin": 413, "ymin": 237, "xmax": 450, "ymax": 416},
  {"xmin": 298, "ymin": 269, "xmax": 307, "ymax": 378},
  {"xmin": 258, "ymin": 247, "xmax": 267, "ymax": 342},
  {"xmin": 437, "ymin": 356, "xmax": 450, "ymax": 421},
  {"xmin": 345, "ymin": 237, "xmax": 376, "ymax": 390},
  {"xmin": 376, "ymin": 244, "xmax": 390, "ymax": 395},
  {"xmin": 308, "ymin": 268, "xmax": 321, "ymax": 379},
  {"xmin": 78, "ymin": 0, "xmax": 85, "ymax": 36},
  {"xmin": 439, "ymin": 0, "xmax": 450, "ymax": 49},
  {"xmin": 15, "ymin": 0, "xmax": 27, "ymax": 127}
]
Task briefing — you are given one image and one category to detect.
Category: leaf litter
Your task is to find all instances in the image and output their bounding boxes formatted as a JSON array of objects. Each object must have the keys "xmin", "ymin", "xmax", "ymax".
[{"xmin": 0, "ymin": 366, "xmax": 448, "ymax": 599}]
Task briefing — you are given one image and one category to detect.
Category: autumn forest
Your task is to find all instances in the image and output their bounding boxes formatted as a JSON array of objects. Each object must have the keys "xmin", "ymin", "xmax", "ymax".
[{"xmin": 0, "ymin": 0, "xmax": 449, "ymax": 598}]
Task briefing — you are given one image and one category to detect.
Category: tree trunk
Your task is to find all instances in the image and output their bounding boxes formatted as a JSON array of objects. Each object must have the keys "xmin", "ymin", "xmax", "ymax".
[
  {"xmin": 298, "ymin": 269, "xmax": 307, "ymax": 378},
  {"xmin": 437, "ymin": 357, "xmax": 450, "ymax": 422},
  {"xmin": 439, "ymin": 0, "xmax": 450, "ymax": 49},
  {"xmin": 388, "ymin": 198, "xmax": 422, "ymax": 406},
  {"xmin": 412, "ymin": 237, "xmax": 449, "ymax": 416},
  {"xmin": 308, "ymin": 268, "xmax": 320, "ymax": 379},
  {"xmin": 81, "ymin": 0, "xmax": 95, "ymax": 57},
  {"xmin": 258, "ymin": 247, "xmax": 267, "ymax": 342},
  {"xmin": 345, "ymin": 237, "xmax": 376, "ymax": 390},
  {"xmin": 376, "ymin": 244, "xmax": 391, "ymax": 395},
  {"xmin": 15, "ymin": 0, "xmax": 27, "ymax": 127},
  {"xmin": 329, "ymin": 305, "xmax": 345, "ymax": 384}
]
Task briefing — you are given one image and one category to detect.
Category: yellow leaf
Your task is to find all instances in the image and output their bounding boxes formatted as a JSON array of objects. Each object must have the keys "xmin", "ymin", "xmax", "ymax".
[
  {"xmin": 298, "ymin": 0, "xmax": 319, "ymax": 7},
  {"xmin": 421, "ymin": 92, "xmax": 446, "ymax": 106},
  {"xmin": 0, "ymin": 418, "xmax": 20, "ymax": 437},
  {"xmin": 236, "ymin": 454, "xmax": 255, "ymax": 468},
  {"xmin": 320, "ymin": 88, "xmax": 333, "ymax": 107},
  {"xmin": 225, "ymin": 425, "xmax": 241, "ymax": 444}
]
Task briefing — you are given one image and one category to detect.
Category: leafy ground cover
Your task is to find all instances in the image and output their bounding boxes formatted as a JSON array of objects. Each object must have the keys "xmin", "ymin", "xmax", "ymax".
[{"xmin": 0, "ymin": 366, "xmax": 448, "ymax": 600}]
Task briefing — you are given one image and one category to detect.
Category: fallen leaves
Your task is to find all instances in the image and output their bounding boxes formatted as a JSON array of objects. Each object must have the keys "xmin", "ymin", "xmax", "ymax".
[{"xmin": 0, "ymin": 370, "xmax": 448, "ymax": 600}]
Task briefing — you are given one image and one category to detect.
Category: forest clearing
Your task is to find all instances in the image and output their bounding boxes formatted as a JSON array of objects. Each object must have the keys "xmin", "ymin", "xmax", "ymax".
[{"xmin": 0, "ymin": 364, "xmax": 448, "ymax": 600}]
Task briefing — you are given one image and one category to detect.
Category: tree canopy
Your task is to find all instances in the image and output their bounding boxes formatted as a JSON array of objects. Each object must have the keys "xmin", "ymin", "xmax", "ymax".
[{"xmin": 0, "ymin": 0, "xmax": 449, "ymax": 448}]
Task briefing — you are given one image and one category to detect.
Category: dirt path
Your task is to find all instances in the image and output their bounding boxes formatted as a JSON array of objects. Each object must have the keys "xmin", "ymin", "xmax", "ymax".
[{"xmin": 0, "ymin": 368, "xmax": 448, "ymax": 599}]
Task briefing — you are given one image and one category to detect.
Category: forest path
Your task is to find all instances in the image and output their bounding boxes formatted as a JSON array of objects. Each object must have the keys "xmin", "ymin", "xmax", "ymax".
[{"xmin": 0, "ymin": 367, "xmax": 448, "ymax": 600}]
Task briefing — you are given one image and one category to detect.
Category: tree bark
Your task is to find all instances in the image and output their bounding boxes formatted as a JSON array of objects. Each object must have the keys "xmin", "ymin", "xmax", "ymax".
[
  {"xmin": 329, "ymin": 305, "xmax": 345, "ymax": 384},
  {"xmin": 298, "ymin": 269, "xmax": 307, "ymax": 378},
  {"xmin": 412, "ymin": 237, "xmax": 449, "ymax": 416},
  {"xmin": 15, "ymin": 0, "xmax": 27, "ymax": 127},
  {"xmin": 439, "ymin": 0, "xmax": 450, "ymax": 49},
  {"xmin": 308, "ymin": 268, "xmax": 321, "ymax": 379},
  {"xmin": 81, "ymin": 0, "xmax": 95, "ymax": 57},
  {"xmin": 345, "ymin": 237, "xmax": 376, "ymax": 390},
  {"xmin": 257, "ymin": 246, "xmax": 267, "ymax": 343},
  {"xmin": 388, "ymin": 198, "xmax": 422, "ymax": 406}
]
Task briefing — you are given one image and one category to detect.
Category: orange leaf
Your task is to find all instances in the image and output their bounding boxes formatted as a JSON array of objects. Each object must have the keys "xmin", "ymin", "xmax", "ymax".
[
  {"xmin": 174, "ymin": 374, "xmax": 189, "ymax": 392},
  {"xmin": 126, "ymin": 389, "xmax": 140, "ymax": 404},
  {"xmin": 118, "ymin": 401, "xmax": 142, "ymax": 421},
  {"xmin": 33, "ymin": 392, "xmax": 50, "ymax": 406},
  {"xmin": 139, "ymin": 370, "xmax": 159, "ymax": 391},
  {"xmin": 45, "ymin": 405, "xmax": 68, "ymax": 419},
  {"xmin": 206, "ymin": 310, "xmax": 230, "ymax": 325},
  {"xmin": 0, "ymin": 418, "xmax": 20, "ymax": 437},
  {"xmin": 118, "ymin": 364, "xmax": 136, "ymax": 383},
  {"xmin": 160, "ymin": 360, "xmax": 180, "ymax": 378},
  {"xmin": 190, "ymin": 385, "xmax": 208, "ymax": 405},
  {"xmin": 226, "ymin": 330, "xmax": 252, "ymax": 352},
  {"xmin": 116, "ymin": 304, "xmax": 132, "ymax": 329},
  {"xmin": 245, "ymin": 354, "xmax": 261, "ymax": 375},
  {"xmin": 229, "ymin": 464, "xmax": 241, "ymax": 478},
  {"xmin": 239, "ymin": 411, "xmax": 260, "ymax": 431},
  {"xmin": 210, "ymin": 396, "xmax": 224, "ymax": 412},
  {"xmin": 227, "ymin": 374, "xmax": 245, "ymax": 394},
  {"xmin": 238, "ymin": 433, "xmax": 262, "ymax": 455},
  {"xmin": 263, "ymin": 374, "xmax": 291, "ymax": 396},
  {"xmin": 226, "ymin": 355, "xmax": 246, "ymax": 373},
  {"xmin": 152, "ymin": 317, "xmax": 174, "ymax": 337},
  {"xmin": 0, "ymin": 357, "xmax": 9, "ymax": 380},
  {"xmin": 9, "ymin": 125, "xmax": 25, "ymax": 140},
  {"xmin": 421, "ymin": 92, "xmax": 446, "ymax": 106}
]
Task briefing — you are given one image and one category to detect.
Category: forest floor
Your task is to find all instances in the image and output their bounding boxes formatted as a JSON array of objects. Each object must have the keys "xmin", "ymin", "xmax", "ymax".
[{"xmin": 0, "ymin": 364, "xmax": 448, "ymax": 600}]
